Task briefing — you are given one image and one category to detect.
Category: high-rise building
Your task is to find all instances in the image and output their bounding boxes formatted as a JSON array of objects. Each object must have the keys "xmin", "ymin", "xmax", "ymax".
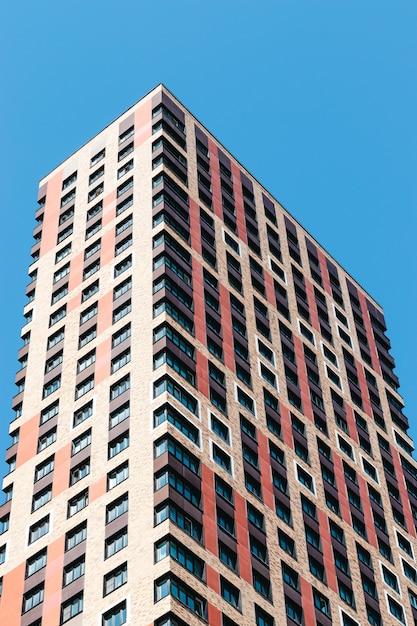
[{"xmin": 0, "ymin": 83, "xmax": 415, "ymax": 626}]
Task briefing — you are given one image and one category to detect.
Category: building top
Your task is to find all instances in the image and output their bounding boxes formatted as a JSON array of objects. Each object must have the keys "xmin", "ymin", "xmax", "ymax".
[{"xmin": 38, "ymin": 83, "xmax": 384, "ymax": 311}]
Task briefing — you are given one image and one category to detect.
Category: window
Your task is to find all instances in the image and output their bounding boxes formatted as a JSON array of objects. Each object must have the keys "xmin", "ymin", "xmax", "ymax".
[
  {"xmin": 26, "ymin": 549, "xmax": 47, "ymax": 577},
  {"xmin": 313, "ymin": 589, "xmax": 331, "ymax": 617},
  {"xmin": 255, "ymin": 605, "xmax": 275, "ymax": 626},
  {"xmin": 155, "ymin": 536, "xmax": 205, "ymax": 580},
  {"xmin": 73, "ymin": 400, "xmax": 93, "ymax": 427},
  {"xmin": 32, "ymin": 486, "xmax": 52, "ymax": 511},
  {"xmin": 235, "ymin": 383, "xmax": 256, "ymax": 412},
  {"xmin": 110, "ymin": 375, "xmax": 130, "ymax": 400},
  {"xmin": 22, "ymin": 584, "xmax": 44, "ymax": 613},
  {"xmin": 91, "ymin": 148, "xmax": 105, "ymax": 166},
  {"xmin": 109, "ymin": 402, "xmax": 130, "ymax": 429},
  {"xmin": 153, "ymin": 376, "xmax": 198, "ymax": 416},
  {"xmin": 103, "ymin": 562, "xmax": 127, "ymax": 595},
  {"xmin": 382, "ymin": 564, "xmax": 399, "ymax": 592},
  {"xmin": 37, "ymin": 428, "xmax": 57, "ymax": 452},
  {"xmin": 53, "ymin": 262, "xmax": 70, "ymax": 283},
  {"xmin": 285, "ymin": 596, "xmax": 303, "ymax": 625},
  {"xmin": 221, "ymin": 577, "xmax": 241, "ymax": 609},
  {"xmin": 296, "ymin": 465, "xmax": 314, "ymax": 492},
  {"xmin": 102, "ymin": 601, "xmax": 127, "ymax": 626},
  {"xmin": 388, "ymin": 596, "xmax": 406, "ymax": 623},
  {"xmin": 43, "ymin": 376, "xmax": 61, "ymax": 398},
  {"xmin": 71, "ymin": 430, "xmax": 91, "ymax": 456},
  {"xmin": 51, "ymin": 283, "xmax": 68, "ymax": 304},
  {"xmin": 79, "ymin": 324, "xmax": 97, "ymax": 347},
  {"xmin": 212, "ymin": 443, "xmax": 232, "ymax": 474},
  {"xmin": 61, "ymin": 593, "xmax": 83, "ymax": 623},
  {"xmin": 338, "ymin": 580, "xmax": 355, "ymax": 607},
  {"xmin": 278, "ymin": 529, "xmax": 296, "ymax": 557},
  {"xmin": 106, "ymin": 494, "xmax": 128, "ymax": 523},
  {"xmin": 219, "ymin": 541, "xmax": 238, "ymax": 572},
  {"xmin": 75, "ymin": 375, "xmax": 94, "ymax": 399},
  {"xmin": 70, "ymin": 460, "xmax": 90, "ymax": 485},
  {"xmin": 309, "ymin": 555, "xmax": 326, "ymax": 582},
  {"xmin": 67, "ymin": 489, "xmax": 88, "ymax": 517},
  {"xmin": 108, "ymin": 432, "xmax": 129, "ymax": 459},
  {"xmin": 45, "ymin": 350, "xmax": 63, "ymax": 373},
  {"xmin": 105, "ymin": 528, "xmax": 128, "ymax": 558},
  {"xmin": 154, "ymin": 575, "xmax": 207, "ymax": 619},
  {"xmin": 40, "ymin": 401, "xmax": 59, "ymax": 425},
  {"xmin": 77, "ymin": 350, "xmax": 96, "ymax": 373},
  {"xmin": 154, "ymin": 502, "xmax": 203, "ymax": 543},
  {"xmin": 107, "ymin": 462, "xmax": 129, "ymax": 490},
  {"xmin": 112, "ymin": 323, "xmax": 131, "ymax": 348},
  {"xmin": 155, "ymin": 469, "xmax": 201, "ymax": 508},
  {"xmin": 55, "ymin": 243, "xmax": 72, "ymax": 263},
  {"xmin": 29, "ymin": 516, "xmax": 50, "ymax": 544},
  {"xmin": 49, "ymin": 305, "xmax": 67, "ymax": 327},
  {"xmin": 111, "ymin": 349, "xmax": 131, "ymax": 373},
  {"xmin": 211, "ymin": 414, "xmax": 230, "ymax": 444},
  {"xmin": 0, "ymin": 514, "xmax": 9, "ymax": 535},
  {"xmin": 356, "ymin": 543, "xmax": 372, "ymax": 569},
  {"xmin": 65, "ymin": 522, "xmax": 87, "ymax": 551},
  {"xmin": 275, "ymin": 499, "xmax": 292, "ymax": 525},
  {"xmin": 84, "ymin": 239, "xmax": 101, "ymax": 260},
  {"xmin": 63, "ymin": 557, "xmax": 85, "ymax": 586},
  {"xmin": 80, "ymin": 302, "xmax": 98, "ymax": 326},
  {"xmin": 217, "ymin": 507, "xmax": 235, "ymax": 536},
  {"xmin": 82, "ymin": 279, "xmax": 99, "ymax": 301}
]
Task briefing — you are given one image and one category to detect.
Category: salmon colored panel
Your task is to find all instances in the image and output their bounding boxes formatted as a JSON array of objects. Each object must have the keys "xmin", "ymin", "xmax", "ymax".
[
  {"xmin": 293, "ymin": 336, "xmax": 313, "ymax": 423},
  {"xmin": 202, "ymin": 464, "xmax": 217, "ymax": 555},
  {"xmin": 94, "ymin": 336, "xmax": 111, "ymax": 385},
  {"xmin": 280, "ymin": 404, "xmax": 293, "ymax": 449},
  {"xmin": 189, "ymin": 198, "xmax": 202, "ymax": 254},
  {"xmin": 101, "ymin": 228, "xmax": 116, "ymax": 267},
  {"xmin": 0, "ymin": 563, "xmax": 25, "ymax": 623},
  {"xmin": 52, "ymin": 443, "xmax": 71, "ymax": 498},
  {"xmin": 357, "ymin": 474, "xmax": 378, "ymax": 549},
  {"xmin": 97, "ymin": 290, "xmax": 113, "ymax": 337},
  {"xmin": 344, "ymin": 404, "xmax": 358, "ymax": 445},
  {"xmin": 16, "ymin": 413, "xmax": 39, "ymax": 467},
  {"xmin": 219, "ymin": 284, "xmax": 235, "ymax": 372},
  {"xmin": 300, "ymin": 576, "xmax": 315, "ymax": 626},
  {"xmin": 305, "ymin": 280, "xmax": 320, "ymax": 333},
  {"xmin": 207, "ymin": 602, "xmax": 222, "ymax": 626},
  {"xmin": 264, "ymin": 270, "xmax": 276, "ymax": 308},
  {"xmin": 332, "ymin": 455, "xmax": 352, "ymax": 526},
  {"xmin": 68, "ymin": 250, "xmax": 84, "ymax": 292},
  {"xmin": 208, "ymin": 139, "xmax": 223, "ymax": 221},
  {"xmin": 90, "ymin": 475, "xmax": 107, "ymax": 502},
  {"xmin": 258, "ymin": 430, "xmax": 275, "ymax": 511},
  {"xmin": 231, "ymin": 162, "xmax": 247, "ymax": 244},
  {"xmin": 67, "ymin": 293, "xmax": 81, "ymax": 313},
  {"xmin": 392, "ymin": 448, "xmax": 416, "ymax": 537},
  {"xmin": 134, "ymin": 99, "xmax": 152, "ymax": 147},
  {"xmin": 235, "ymin": 491, "xmax": 252, "ymax": 584},
  {"xmin": 318, "ymin": 509, "xmax": 338, "ymax": 593},
  {"xmin": 40, "ymin": 171, "xmax": 64, "ymax": 258},
  {"xmin": 356, "ymin": 362, "xmax": 373, "ymax": 419},
  {"xmin": 358, "ymin": 292, "xmax": 381, "ymax": 375},
  {"xmin": 317, "ymin": 249, "xmax": 332, "ymax": 299},
  {"xmin": 43, "ymin": 535, "xmax": 66, "ymax": 626},
  {"xmin": 206, "ymin": 564, "xmax": 220, "ymax": 594},
  {"xmin": 196, "ymin": 351, "xmax": 209, "ymax": 401},
  {"xmin": 192, "ymin": 258, "xmax": 207, "ymax": 351},
  {"xmin": 103, "ymin": 190, "xmax": 117, "ymax": 227}
]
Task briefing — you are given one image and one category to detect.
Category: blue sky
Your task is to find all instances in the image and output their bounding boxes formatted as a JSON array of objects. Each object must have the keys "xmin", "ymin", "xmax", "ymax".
[{"xmin": 1, "ymin": 1, "xmax": 416, "ymax": 475}]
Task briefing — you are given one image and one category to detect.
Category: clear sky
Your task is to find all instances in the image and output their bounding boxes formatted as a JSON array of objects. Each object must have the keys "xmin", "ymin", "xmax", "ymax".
[{"xmin": 0, "ymin": 0, "xmax": 416, "ymax": 477}]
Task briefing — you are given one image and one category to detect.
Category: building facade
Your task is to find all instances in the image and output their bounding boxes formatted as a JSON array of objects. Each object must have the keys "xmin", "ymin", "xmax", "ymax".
[{"xmin": 0, "ymin": 84, "xmax": 416, "ymax": 626}]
